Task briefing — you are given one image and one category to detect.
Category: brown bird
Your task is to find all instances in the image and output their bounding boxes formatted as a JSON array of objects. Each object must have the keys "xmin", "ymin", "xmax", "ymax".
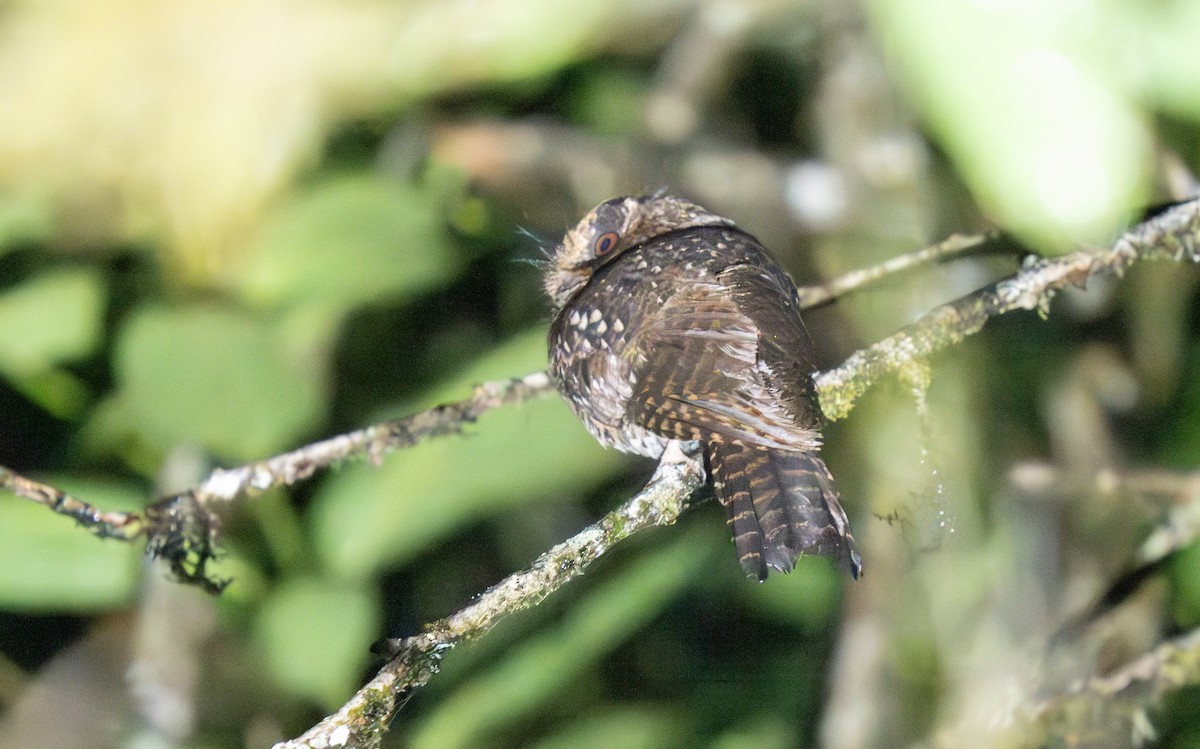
[{"xmin": 544, "ymin": 193, "xmax": 861, "ymax": 580}]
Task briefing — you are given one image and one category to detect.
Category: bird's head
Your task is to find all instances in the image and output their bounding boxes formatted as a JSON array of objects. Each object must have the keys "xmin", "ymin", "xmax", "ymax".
[{"xmin": 542, "ymin": 193, "xmax": 734, "ymax": 310}]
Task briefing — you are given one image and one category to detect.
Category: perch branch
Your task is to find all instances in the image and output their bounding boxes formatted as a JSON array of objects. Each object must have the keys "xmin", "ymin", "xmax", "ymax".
[
  {"xmin": 273, "ymin": 445, "xmax": 705, "ymax": 749},
  {"xmin": 188, "ymin": 371, "xmax": 554, "ymax": 505},
  {"xmin": 815, "ymin": 198, "xmax": 1200, "ymax": 420}
]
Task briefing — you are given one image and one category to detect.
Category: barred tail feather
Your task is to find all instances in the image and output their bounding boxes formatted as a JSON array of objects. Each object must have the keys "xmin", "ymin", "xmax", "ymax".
[
  {"xmin": 707, "ymin": 442, "xmax": 861, "ymax": 581},
  {"xmin": 708, "ymin": 441, "xmax": 769, "ymax": 580}
]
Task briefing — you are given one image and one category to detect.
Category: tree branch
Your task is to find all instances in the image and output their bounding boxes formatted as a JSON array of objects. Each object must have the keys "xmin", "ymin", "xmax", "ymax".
[
  {"xmin": 815, "ymin": 198, "xmax": 1200, "ymax": 420},
  {"xmin": 272, "ymin": 444, "xmax": 705, "ymax": 749},
  {"xmin": 0, "ymin": 466, "xmax": 144, "ymax": 541},
  {"xmin": 0, "ymin": 372, "xmax": 555, "ymax": 590}
]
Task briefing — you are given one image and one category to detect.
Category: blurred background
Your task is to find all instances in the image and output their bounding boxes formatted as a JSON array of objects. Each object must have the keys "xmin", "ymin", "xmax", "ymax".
[{"xmin": 2, "ymin": 0, "xmax": 1200, "ymax": 747}]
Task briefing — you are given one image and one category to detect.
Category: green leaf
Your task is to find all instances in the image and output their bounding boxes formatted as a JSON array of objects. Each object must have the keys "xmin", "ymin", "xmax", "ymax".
[
  {"xmin": 0, "ymin": 267, "xmax": 105, "ymax": 415},
  {"xmin": 103, "ymin": 305, "xmax": 325, "ymax": 462},
  {"xmin": 0, "ymin": 190, "xmax": 54, "ymax": 254},
  {"xmin": 709, "ymin": 719, "xmax": 796, "ymax": 749},
  {"xmin": 235, "ymin": 174, "xmax": 460, "ymax": 309},
  {"xmin": 388, "ymin": 0, "xmax": 616, "ymax": 98},
  {"xmin": 0, "ymin": 267, "xmax": 105, "ymax": 376},
  {"xmin": 312, "ymin": 326, "xmax": 626, "ymax": 580},
  {"xmin": 1170, "ymin": 541, "xmax": 1200, "ymax": 629},
  {"xmin": 0, "ymin": 478, "xmax": 142, "ymax": 612},
  {"xmin": 1112, "ymin": 3, "xmax": 1200, "ymax": 122},
  {"xmin": 254, "ymin": 576, "xmax": 378, "ymax": 707}
]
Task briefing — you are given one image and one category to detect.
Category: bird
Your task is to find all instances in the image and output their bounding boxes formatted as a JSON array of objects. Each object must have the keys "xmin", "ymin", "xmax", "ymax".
[{"xmin": 543, "ymin": 192, "xmax": 861, "ymax": 581}]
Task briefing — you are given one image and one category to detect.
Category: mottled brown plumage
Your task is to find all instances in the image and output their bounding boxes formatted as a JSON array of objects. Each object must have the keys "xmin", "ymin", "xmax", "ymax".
[{"xmin": 545, "ymin": 193, "xmax": 861, "ymax": 580}]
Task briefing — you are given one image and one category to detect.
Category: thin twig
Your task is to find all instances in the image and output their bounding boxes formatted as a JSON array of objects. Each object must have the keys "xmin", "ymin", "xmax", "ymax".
[
  {"xmin": 1007, "ymin": 626, "xmax": 1200, "ymax": 747},
  {"xmin": 0, "ymin": 466, "xmax": 143, "ymax": 540},
  {"xmin": 1075, "ymin": 626, "xmax": 1200, "ymax": 700},
  {"xmin": 1008, "ymin": 461, "xmax": 1200, "ymax": 566},
  {"xmin": 191, "ymin": 371, "xmax": 554, "ymax": 505},
  {"xmin": 795, "ymin": 231, "xmax": 999, "ymax": 309},
  {"xmin": 0, "ymin": 372, "xmax": 556, "ymax": 589},
  {"xmin": 273, "ymin": 445, "xmax": 705, "ymax": 749}
]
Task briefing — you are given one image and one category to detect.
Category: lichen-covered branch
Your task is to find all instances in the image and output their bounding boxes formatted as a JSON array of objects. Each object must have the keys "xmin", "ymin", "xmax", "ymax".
[
  {"xmin": 273, "ymin": 445, "xmax": 705, "ymax": 749},
  {"xmin": 815, "ymin": 198, "xmax": 1200, "ymax": 421}
]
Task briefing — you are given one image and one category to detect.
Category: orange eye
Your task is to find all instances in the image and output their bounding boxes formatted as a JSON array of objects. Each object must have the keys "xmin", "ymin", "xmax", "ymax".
[{"xmin": 594, "ymin": 231, "xmax": 620, "ymax": 256}]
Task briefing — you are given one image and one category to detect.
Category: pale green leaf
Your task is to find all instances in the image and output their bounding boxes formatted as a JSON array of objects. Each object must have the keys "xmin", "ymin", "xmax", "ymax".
[
  {"xmin": 0, "ymin": 191, "xmax": 54, "ymax": 254},
  {"xmin": 254, "ymin": 576, "xmax": 379, "ymax": 707},
  {"xmin": 236, "ymin": 174, "xmax": 460, "ymax": 309},
  {"xmin": 866, "ymin": 0, "xmax": 1150, "ymax": 249},
  {"xmin": 0, "ymin": 267, "xmax": 104, "ymax": 376},
  {"xmin": 104, "ymin": 305, "xmax": 325, "ymax": 461}
]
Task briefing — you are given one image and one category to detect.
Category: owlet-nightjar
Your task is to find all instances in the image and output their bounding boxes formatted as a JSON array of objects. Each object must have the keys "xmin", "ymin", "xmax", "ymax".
[{"xmin": 544, "ymin": 193, "xmax": 861, "ymax": 581}]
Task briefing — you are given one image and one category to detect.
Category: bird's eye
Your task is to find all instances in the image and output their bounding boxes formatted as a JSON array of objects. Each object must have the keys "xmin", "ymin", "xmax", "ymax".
[{"xmin": 594, "ymin": 231, "xmax": 620, "ymax": 256}]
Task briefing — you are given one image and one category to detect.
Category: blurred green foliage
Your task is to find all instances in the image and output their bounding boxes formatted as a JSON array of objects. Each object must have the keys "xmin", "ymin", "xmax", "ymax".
[
  {"xmin": 102, "ymin": 305, "xmax": 326, "ymax": 462},
  {"xmin": 254, "ymin": 576, "xmax": 379, "ymax": 708},
  {"xmin": 0, "ymin": 0, "xmax": 1198, "ymax": 748},
  {"xmin": 0, "ymin": 477, "xmax": 142, "ymax": 611},
  {"xmin": 0, "ymin": 268, "xmax": 104, "ymax": 416},
  {"xmin": 235, "ymin": 174, "xmax": 460, "ymax": 309},
  {"xmin": 867, "ymin": 0, "xmax": 1152, "ymax": 249}
]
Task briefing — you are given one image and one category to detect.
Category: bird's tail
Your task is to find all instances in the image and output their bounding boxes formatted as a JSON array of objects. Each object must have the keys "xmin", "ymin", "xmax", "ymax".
[{"xmin": 706, "ymin": 441, "xmax": 861, "ymax": 581}]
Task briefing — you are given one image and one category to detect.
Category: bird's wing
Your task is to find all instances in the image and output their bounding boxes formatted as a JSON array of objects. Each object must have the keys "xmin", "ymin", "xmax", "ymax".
[{"xmin": 627, "ymin": 262, "xmax": 822, "ymax": 451}]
